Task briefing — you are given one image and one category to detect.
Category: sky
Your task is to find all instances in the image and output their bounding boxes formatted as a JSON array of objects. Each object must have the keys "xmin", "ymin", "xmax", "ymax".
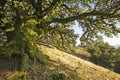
[{"xmin": 72, "ymin": 21, "xmax": 120, "ymax": 46}]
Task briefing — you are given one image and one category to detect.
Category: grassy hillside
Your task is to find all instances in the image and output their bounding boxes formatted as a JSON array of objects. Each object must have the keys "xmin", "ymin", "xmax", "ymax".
[
  {"xmin": 0, "ymin": 57, "xmax": 80, "ymax": 80},
  {"xmin": 38, "ymin": 44, "xmax": 120, "ymax": 80},
  {"xmin": 0, "ymin": 44, "xmax": 120, "ymax": 80},
  {"xmin": 71, "ymin": 47, "xmax": 91, "ymax": 60}
]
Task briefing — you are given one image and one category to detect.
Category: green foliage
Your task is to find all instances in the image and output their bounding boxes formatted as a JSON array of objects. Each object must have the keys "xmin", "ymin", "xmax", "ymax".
[
  {"xmin": 35, "ymin": 52, "xmax": 49, "ymax": 64},
  {"xmin": 38, "ymin": 24, "xmax": 78, "ymax": 52},
  {"xmin": 68, "ymin": 71, "xmax": 80, "ymax": 80},
  {"xmin": 0, "ymin": 0, "xmax": 120, "ymax": 42},
  {"xmin": 0, "ymin": 45, "xmax": 21, "ymax": 58},
  {"xmin": 113, "ymin": 47, "xmax": 120, "ymax": 73},
  {"xmin": 84, "ymin": 40, "xmax": 120, "ymax": 73},
  {"xmin": 114, "ymin": 62, "xmax": 120, "ymax": 73},
  {"xmin": 22, "ymin": 23, "xmax": 38, "ymax": 43},
  {"xmin": 21, "ymin": 54, "xmax": 29, "ymax": 71},
  {"xmin": 51, "ymin": 73, "xmax": 66, "ymax": 80},
  {"xmin": 0, "ymin": 46, "xmax": 14, "ymax": 58}
]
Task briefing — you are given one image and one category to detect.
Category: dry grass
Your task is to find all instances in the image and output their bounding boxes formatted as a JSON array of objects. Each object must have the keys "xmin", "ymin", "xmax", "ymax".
[
  {"xmin": 71, "ymin": 47, "xmax": 91, "ymax": 60},
  {"xmin": 1, "ymin": 44, "xmax": 120, "ymax": 80},
  {"xmin": 0, "ymin": 56, "xmax": 79, "ymax": 80},
  {"xmin": 38, "ymin": 44, "xmax": 120, "ymax": 80},
  {"xmin": 0, "ymin": 71, "xmax": 26, "ymax": 80}
]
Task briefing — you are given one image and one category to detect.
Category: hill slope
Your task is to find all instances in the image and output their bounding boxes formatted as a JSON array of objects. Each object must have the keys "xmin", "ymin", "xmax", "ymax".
[{"xmin": 37, "ymin": 44, "xmax": 120, "ymax": 80}]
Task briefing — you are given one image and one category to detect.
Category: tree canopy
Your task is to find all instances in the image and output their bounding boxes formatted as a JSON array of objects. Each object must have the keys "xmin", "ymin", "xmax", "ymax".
[
  {"xmin": 0, "ymin": 0, "xmax": 120, "ymax": 71},
  {"xmin": 1, "ymin": 0, "xmax": 120, "ymax": 43}
]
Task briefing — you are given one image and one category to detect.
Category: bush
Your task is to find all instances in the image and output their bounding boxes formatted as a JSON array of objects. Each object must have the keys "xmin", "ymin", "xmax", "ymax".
[
  {"xmin": 114, "ymin": 62, "xmax": 120, "ymax": 73},
  {"xmin": 51, "ymin": 73, "xmax": 66, "ymax": 80},
  {"xmin": 35, "ymin": 51, "xmax": 49, "ymax": 64},
  {"xmin": 21, "ymin": 54, "xmax": 29, "ymax": 71}
]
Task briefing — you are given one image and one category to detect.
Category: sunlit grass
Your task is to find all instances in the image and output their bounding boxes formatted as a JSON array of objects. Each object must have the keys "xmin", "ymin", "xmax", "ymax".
[{"xmin": 38, "ymin": 44, "xmax": 120, "ymax": 80}]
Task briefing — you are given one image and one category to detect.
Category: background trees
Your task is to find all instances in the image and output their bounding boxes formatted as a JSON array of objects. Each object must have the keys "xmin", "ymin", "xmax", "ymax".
[
  {"xmin": 0, "ymin": 0, "xmax": 120, "ymax": 71},
  {"xmin": 83, "ymin": 39, "xmax": 120, "ymax": 73}
]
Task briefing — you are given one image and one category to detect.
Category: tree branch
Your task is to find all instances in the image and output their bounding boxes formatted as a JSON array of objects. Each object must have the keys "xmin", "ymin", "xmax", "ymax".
[
  {"xmin": 42, "ymin": 0, "xmax": 62, "ymax": 17},
  {"xmin": 61, "ymin": 4, "xmax": 72, "ymax": 13},
  {"xmin": 29, "ymin": 0, "xmax": 41, "ymax": 11},
  {"xmin": 29, "ymin": 0, "xmax": 62, "ymax": 18},
  {"xmin": 50, "ymin": 11, "xmax": 110, "ymax": 23},
  {"xmin": 110, "ymin": 7, "xmax": 120, "ymax": 15},
  {"xmin": 37, "ymin": 0, "xmax": 42, "ymax": 12},
  {"xmin": 29, "ymin": 0, "xmax": 43, "ymax": 18}
]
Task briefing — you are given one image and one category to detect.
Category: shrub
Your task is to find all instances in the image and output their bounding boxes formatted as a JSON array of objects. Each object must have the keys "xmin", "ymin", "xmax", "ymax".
[
  {"xmin": 51, "ymin": 73, "xmax": 66, "ymax": 80},
  {"xmin": 35, "ymin": 52, "xmax": 49, "ymax": 64},
  {"xmin": 21, "ymin": 54, "xmax": 29, "ymax": 71}
]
